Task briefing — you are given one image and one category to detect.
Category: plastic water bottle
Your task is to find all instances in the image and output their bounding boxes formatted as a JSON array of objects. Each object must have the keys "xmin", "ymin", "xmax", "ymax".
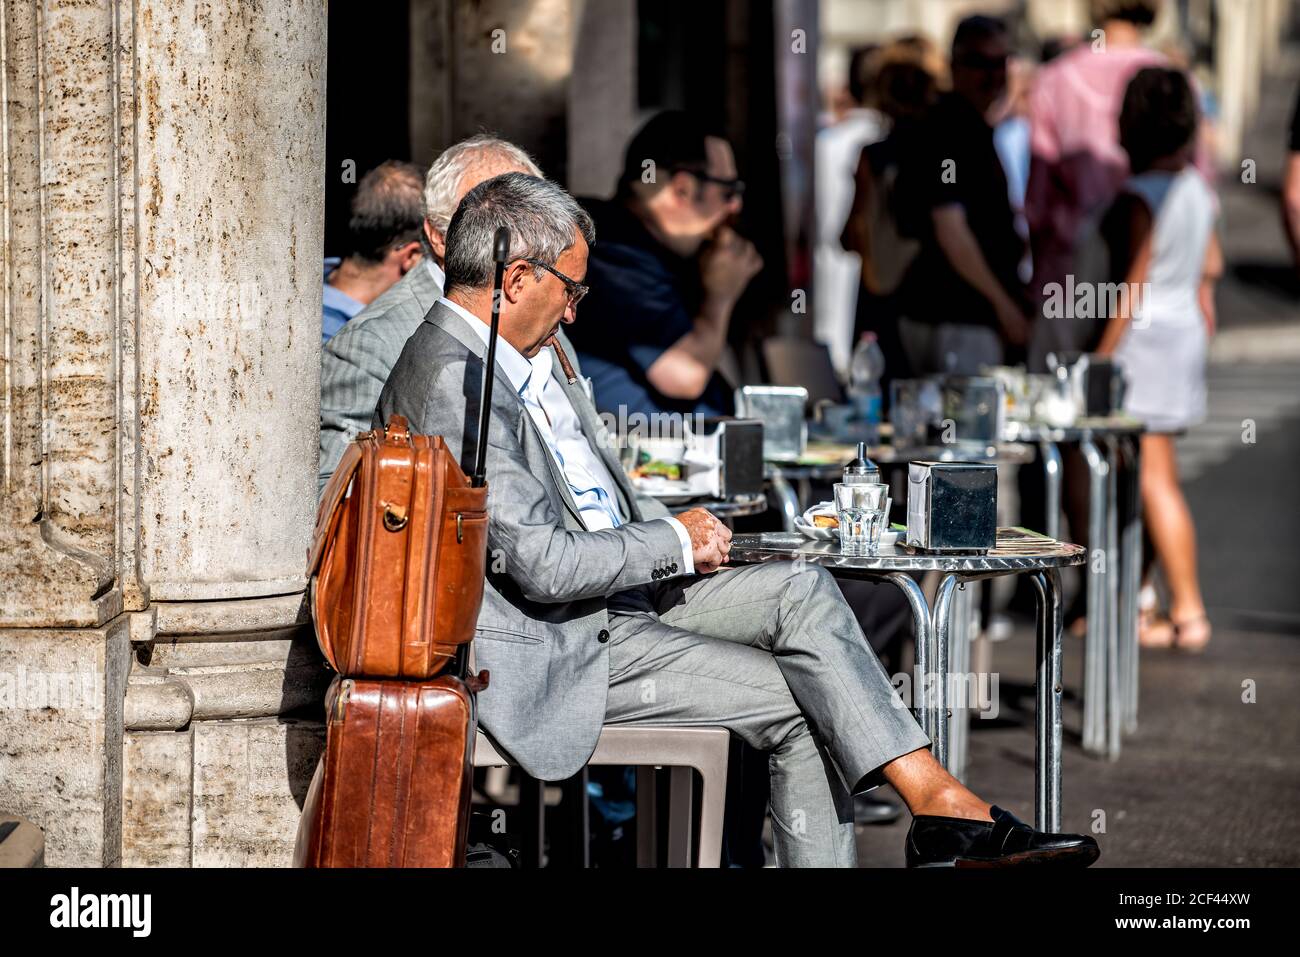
[{"xmin": 848, "ymin": 332, "xmax": 885, "ymax": 426}]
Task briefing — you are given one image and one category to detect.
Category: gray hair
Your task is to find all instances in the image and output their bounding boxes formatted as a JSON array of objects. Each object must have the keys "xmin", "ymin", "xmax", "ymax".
[
  {"xmin": 423, "ymin": 134, "xmax": 542, "ymax": 235},
  {"xmin": 443, "ymin": 173, "xmax": 595, "ymax": 294}
]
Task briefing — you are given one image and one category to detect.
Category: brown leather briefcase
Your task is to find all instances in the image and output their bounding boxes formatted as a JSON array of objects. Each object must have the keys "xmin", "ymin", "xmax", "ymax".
[
  {"xmin": 294, "ymin": 673, "xmax": 486, "ymax": 868},
  {"xmin": 308, "ymin": 415, "xmax": 488, "ymax": 680}
]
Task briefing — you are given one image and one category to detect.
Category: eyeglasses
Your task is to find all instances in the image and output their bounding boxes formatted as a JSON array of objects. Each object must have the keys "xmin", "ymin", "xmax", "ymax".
[
  {"xmin": 673, "ymin": 167, "xmax": 746, "ymax": 202},
  {"xmin": 521, "ymin": 258, "xmax": 589, "ymax": 307}
]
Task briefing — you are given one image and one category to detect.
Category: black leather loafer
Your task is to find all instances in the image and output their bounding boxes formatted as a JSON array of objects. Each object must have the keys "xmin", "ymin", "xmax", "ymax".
[{"xmin": 905, "ymin": 805, "xmax": 1100, "ymax": 868}]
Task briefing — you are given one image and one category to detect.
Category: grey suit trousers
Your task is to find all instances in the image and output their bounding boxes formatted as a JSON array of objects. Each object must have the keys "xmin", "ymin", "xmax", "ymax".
[{"xmin": 604, "ymin": 561, "xmax": 931, "ymax": 867}]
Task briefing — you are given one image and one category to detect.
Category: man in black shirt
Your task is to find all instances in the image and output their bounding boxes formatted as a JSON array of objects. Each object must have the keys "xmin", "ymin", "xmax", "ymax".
[
  {"xmin": 567, "ymin": 112, "xmax": 763, "ymax": 421},
  {"xmin": 896, "ymin": 15, "xmax": 1029, "ymax": 369}
]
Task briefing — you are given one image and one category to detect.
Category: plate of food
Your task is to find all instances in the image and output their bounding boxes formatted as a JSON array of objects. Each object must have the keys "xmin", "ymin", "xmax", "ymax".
[
  {"xmin": 794, "ymin": 502, "xmax": 840, "ymax": 541},
  {"xmin": 795, "ymin": 501, "xmax": 900, "ymax": 546}
]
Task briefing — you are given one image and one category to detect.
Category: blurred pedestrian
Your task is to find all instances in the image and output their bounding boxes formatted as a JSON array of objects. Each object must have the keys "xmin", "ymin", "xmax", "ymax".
[
  {"xmin": 1095, "ymin": 67, "xmax": 1221, "ymax": 652},
  {"xmin": 892, "ymin": 16, "xmax": 1028, "ymax": 374},
  {"xmin": 840, "ymin": 36, "xmax": 946, "ymax": 392},
  {"xmin": 815, "ymin": 46, "xmax": 886, "ymax": 375},
  {"xmin": 1025, "ymin": 0, "xmax": 1179, "ymax": 366},
  {"xmin": 322, "ymin": 160, "xmax": 425, "ymax": 343}
]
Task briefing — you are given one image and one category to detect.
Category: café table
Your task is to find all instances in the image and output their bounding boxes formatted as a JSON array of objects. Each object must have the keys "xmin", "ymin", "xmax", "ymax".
[
  {"xmin": 1004, "ymin": 417, "xmax": 1145, "ymax": 760},
  {"xmin": 765, "ymin": 441, "xmax": 1035, "ymax": 533},
  {"xmin": 726, "ymin": 527, "xmax": 1085, "ymax": 832}
]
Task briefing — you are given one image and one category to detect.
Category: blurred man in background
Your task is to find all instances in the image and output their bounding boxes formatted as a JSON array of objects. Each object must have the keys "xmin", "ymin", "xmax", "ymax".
[
  {"xmin": 894, "ymin": 15, "xmax": 1028, "ymax": 373},
  {"xmin": 841, "ymin": 35, "xmax": 947, "ymax": 394},
  {"xmin": 322, "ymin": 160, "xmax": 425, "ymax": 343},
  {"xmin": 815, "ymin": 46, "xmax": 885, "ymax": 375},
  {"xmin": 318, "ymin": 136, "xmax": 542, "ymax": 494},
  {"xmin": 567, "ymin": 111, "xmax": 762, "ymax": 420}
]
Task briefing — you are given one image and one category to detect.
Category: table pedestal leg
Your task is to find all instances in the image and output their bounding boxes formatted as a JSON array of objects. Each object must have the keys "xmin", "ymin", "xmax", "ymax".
[
  {"xmin": 883, "ymin": 572, "xmax": 933, "ymax": 741},
  {"xmin": 947, "ymin": 581, "xmax": 975, "ymax": 783},
  {"xmin": 1120, "ymin": 435, "xmax": 1142, "ymax": 734},
  {"xmin": 1080, "ymin": 437, "xmax": 1109, "ymax": 757},
  {"xmin": 1105, "ymin": 438, "xmax": 1122, "ymax": 760},
  {"xmin": 931, "ymin": 574, "xmax": 960, "ymax": 772},
  {"xmin": 1039, "ymin": 440, "xmax": 1062, "ymax": 541},
  {"xmin": 1030, "ymin": 568, "xmax": 1064, "ymax": 833}
]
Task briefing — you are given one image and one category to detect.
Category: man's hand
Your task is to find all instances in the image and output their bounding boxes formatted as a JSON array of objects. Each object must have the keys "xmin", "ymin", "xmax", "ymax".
[
  {"xmin": 699, "ymin": 226, "xmax": 763, "ymax": 306},
  {"xmin": 675, "ymin": 507, "xmax": 733, "ymax": 574},
  {"xmin": 994, "ymin": 295, "xmax": 1031, "ymax": 348}
]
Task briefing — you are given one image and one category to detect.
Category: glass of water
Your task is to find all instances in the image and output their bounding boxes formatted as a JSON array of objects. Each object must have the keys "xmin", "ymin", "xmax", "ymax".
[{"xmin": 833, "ymin": 482, "xmax": 889, "ymax": 556}]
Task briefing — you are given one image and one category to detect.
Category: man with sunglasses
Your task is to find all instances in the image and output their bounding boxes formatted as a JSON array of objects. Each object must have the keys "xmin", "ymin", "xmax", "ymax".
[{"xmin": 564, "ymin": 111, "xmax": 763, "ymax": 422}]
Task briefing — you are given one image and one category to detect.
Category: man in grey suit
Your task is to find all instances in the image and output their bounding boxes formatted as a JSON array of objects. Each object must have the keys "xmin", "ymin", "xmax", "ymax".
[
  {"xmin": 319, "ymin": 135, "xmax": 544, "ymax": 495},
  {"xmin": 377, "ymin": 173, "xmax": 1099, "ymax": 868}
]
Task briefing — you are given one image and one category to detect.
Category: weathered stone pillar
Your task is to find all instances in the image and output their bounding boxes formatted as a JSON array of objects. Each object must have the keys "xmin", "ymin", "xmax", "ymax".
[{"xmin": 0, "ymin": 0, "xmax": 326, "ymax": 866}]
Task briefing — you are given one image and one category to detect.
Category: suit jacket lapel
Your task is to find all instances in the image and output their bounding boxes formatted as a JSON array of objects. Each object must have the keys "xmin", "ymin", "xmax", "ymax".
[{"xmin": 428, "ymin": 303, "xmax": 587, "ymax": 528}]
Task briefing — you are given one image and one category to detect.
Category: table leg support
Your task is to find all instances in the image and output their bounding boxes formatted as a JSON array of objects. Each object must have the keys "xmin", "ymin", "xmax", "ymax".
[
  {"xmin": 1120, "ymin": 435, "xmax": 1142, "ymax": 734},
  {"xmin": 1039, "ymin": 440, "xmax": 1062, "ymax": 542},
  {"xmin": 1105, "ymin": 438, "xmax": 1122, "ymax": 760},
  {"xmin": 948, "ymin": 582, "xmax": 975, "ymax": 784},
  {"xmin": 931, "ymin": 574, "xmax": 960, "ymax": 772},
  {"xmin": 883, "ymin": 572, "xmax": 933, "ymax": 741},
  {"xmin": 1030, "ymin": 568, "xmax": 1064, "ymax": 833},
  {"xmin": 1079, "ymin": 437, "xmax": 1109, "ymax": 757}
]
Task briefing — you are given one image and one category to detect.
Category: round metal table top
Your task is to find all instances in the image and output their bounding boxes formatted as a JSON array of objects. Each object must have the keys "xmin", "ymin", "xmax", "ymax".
[
  {"xmin": 667, "ymin": 493, "xmax": 767, "ymax": 518},
  {"xmin": 765, "ymin": 441, "xmax": 1035, "ymax": 479},
  {"xmin": 727, "ymin": 527, "xmax": 1085, "ymax": 575},
  {"xmin": 1003, "ymin": 417, "xmax": 1145, "ymax": 443}
]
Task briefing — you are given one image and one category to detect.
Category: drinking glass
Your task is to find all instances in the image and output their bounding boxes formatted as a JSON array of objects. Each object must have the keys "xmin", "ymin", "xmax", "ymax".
[{"xmin": 833, "ymin": 482, "xmax": 889, "ymax": 556}]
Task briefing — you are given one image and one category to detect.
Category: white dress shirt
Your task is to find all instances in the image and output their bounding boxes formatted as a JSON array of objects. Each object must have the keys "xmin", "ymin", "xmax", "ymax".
[
  {"xmin": 425, "ymin": 257, "xmax": 445, "ymax": 293},
  {"xmin": 443, "ymin": 298, "xmax": 693, "ymax": 573}
]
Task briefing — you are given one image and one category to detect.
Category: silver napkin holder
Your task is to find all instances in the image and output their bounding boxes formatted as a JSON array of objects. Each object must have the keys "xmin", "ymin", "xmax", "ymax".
[
  {"xmin": 906, "ymin": 461, "xmax": 998, "ymax": 553},
  {"xmin": 685, "ymin": 418, "xmax": 765, "ymax": 498},
  {"xmin": 735, "ymin": 386, "xmax": 808, "ymax": 461},
  {"xmin": 940, "ymin": 376, "xmax": 1005, "ymax": 444}
]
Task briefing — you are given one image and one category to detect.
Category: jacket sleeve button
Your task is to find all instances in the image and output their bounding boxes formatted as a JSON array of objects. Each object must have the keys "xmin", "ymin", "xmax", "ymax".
[{"xmin": 597, "ymin": 629, "xmax": 610, "ymax": 643}]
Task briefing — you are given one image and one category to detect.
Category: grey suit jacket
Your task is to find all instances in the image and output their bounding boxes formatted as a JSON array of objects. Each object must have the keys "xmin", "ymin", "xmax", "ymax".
[
  {"xmin": 375, "ymin": 302, "xmax": 680, "ymax": 781},
  {"xmin": 319, "ymin": 263, "xmax": 442, "ymax": 496}
]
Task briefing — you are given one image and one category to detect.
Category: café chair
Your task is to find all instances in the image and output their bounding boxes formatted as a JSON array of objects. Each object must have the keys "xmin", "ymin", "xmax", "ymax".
[
  {"xmin": 761, "ymin": 337, "xmax": 845, "ymax": 407},
  {"xmin": 473, "ymin": 725, "xmax": 730, "ymax": 868}
]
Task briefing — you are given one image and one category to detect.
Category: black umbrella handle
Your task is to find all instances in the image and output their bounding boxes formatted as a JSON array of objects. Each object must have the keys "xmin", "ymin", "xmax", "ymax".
[{"xmin": 472, "ymin": 227, "xmax": 511, "ymax": 488}]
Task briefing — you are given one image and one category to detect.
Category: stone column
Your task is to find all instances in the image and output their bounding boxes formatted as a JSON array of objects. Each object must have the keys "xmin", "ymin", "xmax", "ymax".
[{"xmin": 0, "ymin": 0, "xmax": 326, "ymax": 866}]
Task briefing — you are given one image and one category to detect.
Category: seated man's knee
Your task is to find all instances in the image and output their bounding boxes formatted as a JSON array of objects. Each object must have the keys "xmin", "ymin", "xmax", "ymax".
[{"xmin": 786, "ymin": 563, "xmax": 838, "ymax": 605}]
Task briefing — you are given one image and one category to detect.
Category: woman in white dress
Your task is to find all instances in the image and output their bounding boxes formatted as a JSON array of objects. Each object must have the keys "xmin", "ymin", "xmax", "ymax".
[{"xmin": 1098, "ymin": 67, "xmax": 1221, "ymax": 652}]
